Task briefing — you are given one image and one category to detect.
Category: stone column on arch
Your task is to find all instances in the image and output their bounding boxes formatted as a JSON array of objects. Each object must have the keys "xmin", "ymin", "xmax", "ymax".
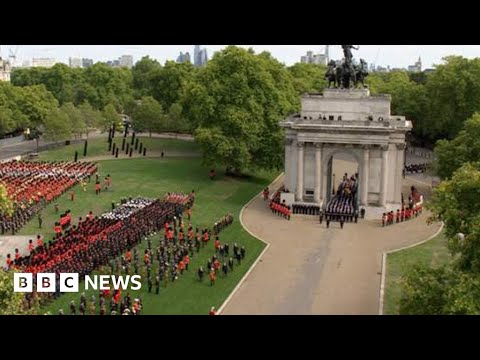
[
  {"xmin": 296, "ymin": 141, "xmax": 305, "ymax": 202},
  {"xmin": 284, "ymin": 138, "xmax": 293, "ymax": 191},
  {"xmin": 379, "ymin": 145, "xmax": 389, "ymax": 207},
  {"xmin": 314, "ymin": 143, "xmax": 323, "ymax": 204},
  {"xmin": 395, "ymin": 144, "xmax": 406, "ymax": 204},
  {"xmin": 361, "ymin": 145, "xmax": 370, "ymax": 206}
]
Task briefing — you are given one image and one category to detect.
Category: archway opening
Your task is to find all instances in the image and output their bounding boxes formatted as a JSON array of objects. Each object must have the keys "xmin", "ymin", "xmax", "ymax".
[{"xmin": 326, "ymin": 151, "xmax": 360, "ymax": 219}]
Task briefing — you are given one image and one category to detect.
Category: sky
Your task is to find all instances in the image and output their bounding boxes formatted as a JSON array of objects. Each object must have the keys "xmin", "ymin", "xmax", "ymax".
[{"xmin": 2, "ymin": 45, "xmax": 480, "ymax": 69}]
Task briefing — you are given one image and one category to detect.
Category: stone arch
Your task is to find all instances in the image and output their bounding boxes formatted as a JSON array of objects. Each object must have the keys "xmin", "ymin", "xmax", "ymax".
[{"xmin": 321, "ymin": 145, "xmax": 365, "ymax": 206}]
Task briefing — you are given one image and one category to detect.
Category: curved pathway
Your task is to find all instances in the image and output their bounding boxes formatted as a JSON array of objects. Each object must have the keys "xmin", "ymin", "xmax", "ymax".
[{"xmin": 221, "ymin": 175, "xmax": 442, "ymax": 315}]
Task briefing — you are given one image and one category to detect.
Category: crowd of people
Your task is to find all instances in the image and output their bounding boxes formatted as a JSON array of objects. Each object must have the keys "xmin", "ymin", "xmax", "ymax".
[
  {"xmin": 404, "ymin": 163, "xmax": 428, "ymax": 175},
  {"xmin": 0, "ymin": 160, "xmax": 97, "ymax": 235},
  {"xmin": 4, "ymin": 194, "xmax": 196, "ymax": 311},
  {"xmin": 325, "ymin": 173, "xmax": 359, "ymax": 223}
]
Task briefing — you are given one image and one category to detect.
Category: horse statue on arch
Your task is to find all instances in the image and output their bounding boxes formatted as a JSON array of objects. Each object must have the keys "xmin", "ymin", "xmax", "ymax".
[
  {"xmin": 325, "ymin": 60, "xmax": 337, "ymax": 88},
  {"xmin": 354, "ymin": 59, "xmax": 369, "ymax": 88}
]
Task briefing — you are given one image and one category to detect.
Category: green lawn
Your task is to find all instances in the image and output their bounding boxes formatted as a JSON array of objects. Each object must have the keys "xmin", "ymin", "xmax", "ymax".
[
  {"xmin": 38, "ymin": 136, "xmax": 200, "ymax": 162},
  {"xmin": 384, "ymin": 231, "xmax": 451, "ymax": 315},
  {"xmin": 17, "ymin": 139, "xmax": 278, "ymax": 315}
]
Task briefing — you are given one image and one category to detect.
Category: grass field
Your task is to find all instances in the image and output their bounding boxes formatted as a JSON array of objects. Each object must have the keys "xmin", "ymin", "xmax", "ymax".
[
  {"xmin": 17, "ymin": 138, "xmax": 278, "ymax": 315},
  {"xmin": 383, "ymin": 231, "xmax": 452, "ymax": 315}
]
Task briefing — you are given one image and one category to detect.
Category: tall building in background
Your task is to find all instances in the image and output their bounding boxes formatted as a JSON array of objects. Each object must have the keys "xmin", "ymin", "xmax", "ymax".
[
  {"xmin": 0, "ymin": 57, "xmax": 11, "ymax": 82},
  {"xmin": 69, "ymin": 57, "xmax": 82, "ymax": 68},
  {"xmin": 177, "ymin": 52, "xmax": 191, "ymax": 63},
  {"xmin": 193, "ymin": 45, "xmax": 208, "ymax": 67},
  {"xmin": 82, "ymin": 58, "xmax": 94, "ymax": 68},
  {"xmin": 119, "ymin": 55, "xmax": 133, "ymax": 69},
  {"xmin": 407, "ymin": 57, "xmax": 422, "ymax": 73},
  {"xmin": 31, "ymin": 58, "xmax": 56, "ymax": 68},
  {"xmin": 300, "ymin": 49, "xmax": 328, "ymax": 65}
]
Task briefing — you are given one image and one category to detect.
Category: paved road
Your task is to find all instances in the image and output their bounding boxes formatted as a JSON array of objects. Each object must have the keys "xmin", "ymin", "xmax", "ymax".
[{"xmin": 222, "ymin": 174, "xmax": 441, "ymax": 315}]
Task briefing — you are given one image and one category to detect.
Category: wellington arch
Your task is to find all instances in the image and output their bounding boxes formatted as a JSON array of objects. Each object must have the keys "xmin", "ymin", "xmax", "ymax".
[{"xmin": 280, "ymin": 88, "xmax": 412, "ymax": 218}]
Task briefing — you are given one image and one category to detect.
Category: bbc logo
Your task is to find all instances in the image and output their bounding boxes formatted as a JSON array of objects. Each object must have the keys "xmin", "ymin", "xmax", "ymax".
[{"xmin": 14, "ymin": 273, "xmax": 79, "ymax": 293}]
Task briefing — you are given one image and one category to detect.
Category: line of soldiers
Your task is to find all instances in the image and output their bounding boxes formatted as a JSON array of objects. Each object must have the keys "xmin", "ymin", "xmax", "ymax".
[
  {"xmin": 270, "ymin": 201, "xmax": 291, "ymax": 220},
  {"xmin": 404, "ymin": 163, "xmax": 428, "ymax": 175},
  {"xmin": 213, "ymin": 214, "xmax": 234, "ymax": 235},
  {"xmin": 382, "ymin": 205, "xmax": 423, "ymax": 227},
  {"xmin": 292, "ymin": 203, "xmax": 321, "ymax": 216}
]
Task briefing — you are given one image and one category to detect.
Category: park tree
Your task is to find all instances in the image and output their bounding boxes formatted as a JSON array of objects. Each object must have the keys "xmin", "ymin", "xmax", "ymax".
[
  {"xmin": 399, "ymin": 265, "xmax": 480, "ymax": 315},
  {"xmin": 132, "ymin": 56, "xmax": 162, "ymax": 98},
  {"xmin": 60, "ymin": 102, "xmax": 86, "ymax": 139},
  {"xmin": 150, "ymin": 61, "xmax": 195, "ymax": 111},
  {"xmin": 428, "ymin": 163, "xmax": 480, "ymax": 273},
  {"xmin": 287, "ymin": 62, "xmax": 327, "ymax": 95},
  {"xmin": 0, "ymin": 106, "xmax": 16, "ymax": 136},
  {"xmin": 0, "ymin": 270, "xmax": 38, "ymax": 315},
  {"xmin": 78, "ymin": 101, "xmax": 103, "ymax": 138},
  {"xmin": 369, "ymin": 71, "xmax": 428, "ymax": 143},
  {"xmin": 43, "ymin": 108, "xmax": 72, "ymax": 142},
  {"xmin": 101, "ymin": 103, "xmax": 121, "ymax": 132},
  {"xmin": 166, "ymin": 102, "xmax": 190, "ymax": 133},
  {"xmin": 131, "ymin": 96, "xmax": 165, "ymax": 136},
  {"xmin": 84, "ymin": 63, "xmax": 133, "ymax": 110},
  {"xmin": 183, "ymin": 46, "xmax": 298, "ymax": 174},
  {"xmin": 434, "ymin": 113, "xmax": 480, "ymax": 179},
  {"xmin": 423, "ymin": 56, "xmax": 480, "ymax": 142}
]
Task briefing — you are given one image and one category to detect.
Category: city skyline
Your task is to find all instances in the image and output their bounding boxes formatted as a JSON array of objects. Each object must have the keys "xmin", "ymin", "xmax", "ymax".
[{"xmin": 1, "ymin": 45, "xmax": 480, "ymax": 69}]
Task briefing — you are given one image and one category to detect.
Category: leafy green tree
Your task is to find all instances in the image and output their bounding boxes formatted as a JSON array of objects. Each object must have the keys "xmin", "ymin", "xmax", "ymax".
[
  {"xmin": 131, "ymin": 97, "xmax": 165, "ymax": 136},
  {"xmin": 434, "ymin": 113, "xmax": 480, "ymax": 179},
  {"xmin": 424, "ymin": 56, "xmax": 480, "ymax": 142},
  {"xmin": 287, "ymin": 62, "xmax": 327, "ymax": 95},
  {"xmin": 102, "ymin": 104, "xmax": 121, "ymax": 133},
  {"xmin": 369, "ymin": 71, "xmax": 428, "ymax": 143},
  {"xmin": 151, "ymin": 61, "xmax": 195, "ymax": 111},
  {"xmin": 428, "ymin": 163, "xmax": 480, "ymax": 272},
  {"xmin": 132, "ymin": 56, "xmax": 162, "ymax": 98},
  {"xmin": 0, "ymin": 269, "xmax": 38, "ymax": 315},
  {"xmin": 183, "ymin": 46, "xmax": 298, "ymax": 174},
  {"xmin": 84, "ymin": 63, "xmax": 133, "ymax": 110},
  {"xmin": 43, "ymin": 108, "xmax": 72, "ymax": 142},
  {"xmin": 78, "ymin": 101, "xmax": 103, "ymax": 137},
  {"xmin": 166, "ymin": 103, "xmax": 190, "ymax": 133},
  {"xmin": 399, "ymin": 265, "xmax": 480, "ymax": 315},
  {"xmin": 60, "ymin": 102, "xmax": 86, "ymax": 139},
  {"xmin": 0, "ymin": 106, "xmax": 16, "ymax": 136},
  {"xmin": 399, "ymin": 265, "xmax": 452, "ymax": 315}
]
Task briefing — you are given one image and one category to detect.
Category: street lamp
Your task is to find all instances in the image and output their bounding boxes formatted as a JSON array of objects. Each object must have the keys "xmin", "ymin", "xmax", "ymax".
[{"xmin": 332, "ymin": 174, "xmax": 336, "ymax": 195}]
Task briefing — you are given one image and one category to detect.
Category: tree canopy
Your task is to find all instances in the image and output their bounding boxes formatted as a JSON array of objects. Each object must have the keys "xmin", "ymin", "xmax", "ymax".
[{"xmin": 184, "ymin": 46, "xmax": 299, "ymax": 173}]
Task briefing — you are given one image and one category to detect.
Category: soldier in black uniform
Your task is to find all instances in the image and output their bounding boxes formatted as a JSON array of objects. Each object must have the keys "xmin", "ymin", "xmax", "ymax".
[
  {"xmin": 198, "ymin": 266, "xmax": 205, "ymax": 281},
  {"xmin": 236, "ymin": 250, "xmax": 242, "ymax": 265},
  {"xmin": 147, "ymin": 276, "xmax": 152, "ymax": 293},
  {"xmin": 222, "ymin": 262, "xmax": 228, "ymax": 276},
  {"xmin": 70, "ymin": 300, "xmax": 76, "ymax": 315},
  {"xmin": 228, "ymin": 257, "xmax": 234, "ymax": 272},
  {"xmin": 240, "ymin": 246, "xmax": 246, "ymax": 259},
  {"xmin": 155, "ymin": 275, "xmax": 160, "ymax": 294}
]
